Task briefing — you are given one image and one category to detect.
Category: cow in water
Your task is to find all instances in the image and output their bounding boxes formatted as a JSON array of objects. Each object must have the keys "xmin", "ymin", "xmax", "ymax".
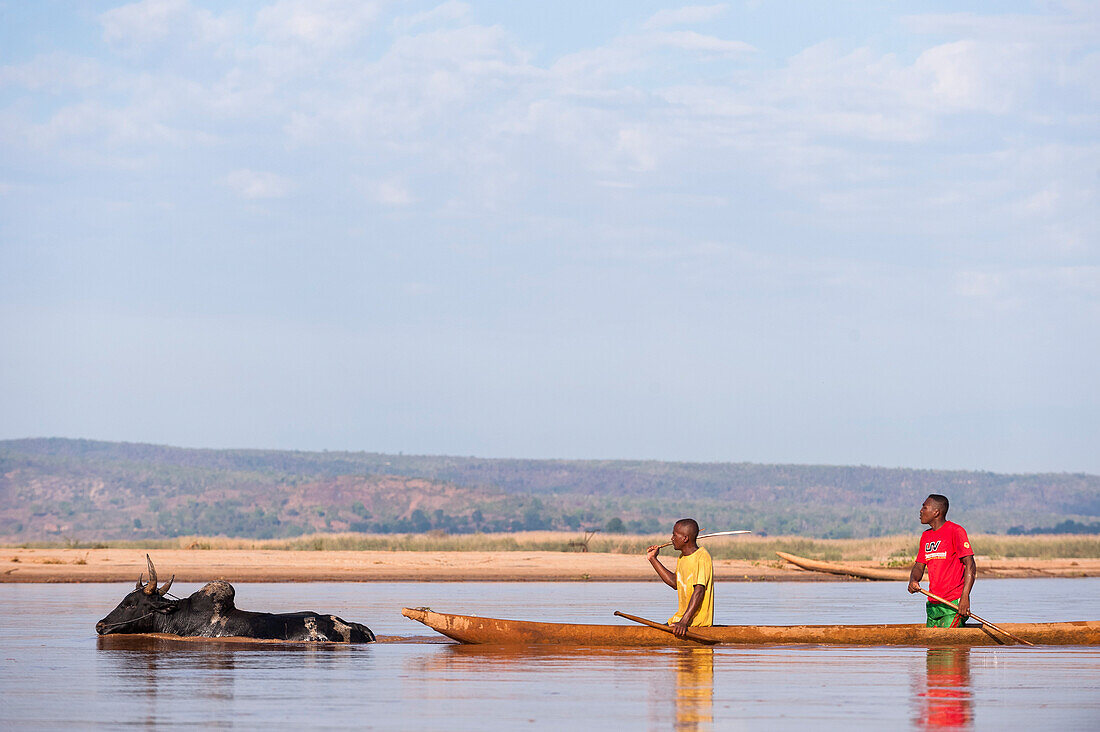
[{"xmin": 96, "ymin": 555, "xmax": 375, "ymax": 642}]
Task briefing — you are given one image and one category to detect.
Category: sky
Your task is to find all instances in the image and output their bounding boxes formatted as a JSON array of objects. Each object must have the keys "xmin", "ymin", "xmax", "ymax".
[{"xmin": 1, "ymin": 1, "xmax": 1097, "ymax": 473}]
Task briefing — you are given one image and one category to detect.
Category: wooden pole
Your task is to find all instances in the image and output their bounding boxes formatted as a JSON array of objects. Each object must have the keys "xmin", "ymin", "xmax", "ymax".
[
  {"xmin": 653, "ymin": 529, "xmax": 752, "ymax": 550},
  {"xmin": 614, "ymin": 611, "xmax": 718, "ymax": 645},
  {"xmin": 918, "ymin": 588, "xmax": 1035, "ymax": 646}
]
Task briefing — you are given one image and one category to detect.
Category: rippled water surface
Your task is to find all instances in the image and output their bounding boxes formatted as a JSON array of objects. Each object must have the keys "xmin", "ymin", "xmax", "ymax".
[{"xmin": 2, "ymin": 579, "xmax": 1098, "ymax": 730}]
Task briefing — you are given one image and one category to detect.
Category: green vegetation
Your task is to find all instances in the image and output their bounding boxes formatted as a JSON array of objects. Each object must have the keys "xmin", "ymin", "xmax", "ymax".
[
  {"xmin": 1, "ymin": 438, "xmax": 1097, "ymax": 542},
  {"xmin": 1008, "ymin": 520, "xmax": 1100, "ymax": 535},
  {"xmin": 155, "ymin": 500, "xmax": 305, "ymax": 539}
]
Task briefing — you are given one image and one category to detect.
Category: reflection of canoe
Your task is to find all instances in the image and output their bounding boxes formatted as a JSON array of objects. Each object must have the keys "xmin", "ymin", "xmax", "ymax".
[
  {"xmin": 401, "ymin": 608, "xmax": 1100, "ymax": 647},
  {"xmin": 776, "ymin": 551, "xmax": 910, "ymax": 581}
]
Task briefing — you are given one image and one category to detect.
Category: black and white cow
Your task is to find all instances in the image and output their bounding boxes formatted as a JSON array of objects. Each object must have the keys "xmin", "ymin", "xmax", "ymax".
[{"xmin": 96, "ymin": 556, "xmax": 375, "ymax": 642}]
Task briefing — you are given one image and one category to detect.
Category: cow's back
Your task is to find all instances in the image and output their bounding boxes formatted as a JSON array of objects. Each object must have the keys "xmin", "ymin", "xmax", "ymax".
[
  {"xmin": 178, "ymin": 582, "xmax": 375, "ymax": 642},
  {"xmin": 245, "ymin": 610, "xmax": 376, "ymax": 642}
]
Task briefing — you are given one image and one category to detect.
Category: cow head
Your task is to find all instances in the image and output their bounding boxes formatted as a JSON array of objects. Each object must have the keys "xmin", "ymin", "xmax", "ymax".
[{"xmin": 95, "ymin": 555, "xmax": 177, "ymax": 635}]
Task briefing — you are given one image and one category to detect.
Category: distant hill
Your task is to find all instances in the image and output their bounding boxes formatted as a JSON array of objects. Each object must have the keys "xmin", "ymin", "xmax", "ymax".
[{"xmin": 1, "ymin": 438, "xmax": 1098, "ymax": 542}]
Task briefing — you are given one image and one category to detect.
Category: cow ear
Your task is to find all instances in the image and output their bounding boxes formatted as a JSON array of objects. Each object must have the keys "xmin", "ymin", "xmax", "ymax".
[{"xmin": 155, "ymin": 601, "xmax": 179, "ymax": 614}]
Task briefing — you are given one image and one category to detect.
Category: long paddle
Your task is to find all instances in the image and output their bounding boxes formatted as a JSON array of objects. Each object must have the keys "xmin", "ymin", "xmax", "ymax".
[
  {"xmin": 652, "ymin": 529, "xmax": 751, "ymax": 550},
  {"xmin": 614, "ymin": 611, "xmax": 718, "ymax": 645},
  {"xmin": 917, "ymin": 588, "xmax": 1035, "ymax": 646}
]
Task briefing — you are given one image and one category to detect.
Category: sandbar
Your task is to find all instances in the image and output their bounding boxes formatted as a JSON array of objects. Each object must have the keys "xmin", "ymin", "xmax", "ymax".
[{"xmin": 2, "ymin": 548, "xmax": 1098, "ymax": 583}]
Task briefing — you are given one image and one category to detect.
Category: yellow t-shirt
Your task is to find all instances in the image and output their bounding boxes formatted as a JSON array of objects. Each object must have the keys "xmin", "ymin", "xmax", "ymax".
[{"xmin": 669, "ymin": 547, "xmax": 714, "ymax": 626}]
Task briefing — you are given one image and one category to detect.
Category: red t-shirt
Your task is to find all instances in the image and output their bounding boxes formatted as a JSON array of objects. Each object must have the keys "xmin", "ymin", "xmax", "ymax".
[{"xmin": 916, "ymin": 521, "xmax": 974, "ymax": 601}]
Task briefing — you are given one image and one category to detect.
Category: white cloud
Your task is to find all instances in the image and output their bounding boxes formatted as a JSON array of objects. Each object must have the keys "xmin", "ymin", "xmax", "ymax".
[
  {"xmin": 644, "ymin": 5, "xmax": 729, "ymax": 29},
  {"xmin": 955, "ymin": 266, "xmax": 1100, "ymax": 310},
  {"xmin": 391, "ymin": 1, "xmax": 471, "ymax": 33},
  {"xmin": 955, "ymin": 271, "xmax": 1005, "ymax": 299},
  {"xmin": 549, "ymin": 44, "xmax": 648, "ymax": 81},
  {"xmin": 647, "ymin": 30, "xmax": 755, "ymax": 54},
  {"xmin": 5, "ymin": 1, "xmax": 1097, "ymax": 261},
  {"xmin": 650, "ymin": 36, "xmax": 1045, "ymax": 150},
  {"xmin": 0, "ymin": 53, "xmax": 105, "ymax": 92},
  {"xmin": 101, "ymin": 0, "xmax": 187, "ymax": 44},
  {"xmin": 1020, "ymin": 188, "xmax": 1061, "ymax": 217},
  {"xmin": 278, "ymin": 22, "xmax": 535, "ymax": 149},
  {"xmin": 550, "ymin": 27, "xmax": 753, "ymax": 83},
  {"xmin": 912, "ymin": 40, "xmax": 1030, "ymax": 113},
  {"xmin": 256, "ymin": 0, "xmax": 384, "ymax": 48},
  {"xmin": 223, "ymin": 169, "xmax": 293, "ymax": 199},
  {"xmin": 9, "ymin": 97, "xmax": 209, "ymax": 158},
  {"xmin": 614, "ymin": 127, "xmax": 658, "ymax": 171},
  {"xmin": 100, "ymin": 0, "xmax": 236, "ymax": 53},
  {"xmin": 367, "ymin": 180, "xmax": 414, "ymax": 206},
  {"xmin": 384, "ymin": 23, "xmax": 526, "ymax": 67},
  {"xmin": 903, "ymin": 9, "xmax": 1099, "ymax": 44}
]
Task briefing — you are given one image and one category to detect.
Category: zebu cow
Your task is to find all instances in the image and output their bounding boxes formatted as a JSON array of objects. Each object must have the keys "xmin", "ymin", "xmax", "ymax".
[{"xmin": 96, "ymin": 555, "xmax": 375, "ymax": 642}]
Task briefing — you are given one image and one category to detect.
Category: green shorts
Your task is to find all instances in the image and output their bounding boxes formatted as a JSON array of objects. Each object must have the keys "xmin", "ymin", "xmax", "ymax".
[{"xmin": 926, "ymin": 600, "xmax": 966, "ymax": 628}]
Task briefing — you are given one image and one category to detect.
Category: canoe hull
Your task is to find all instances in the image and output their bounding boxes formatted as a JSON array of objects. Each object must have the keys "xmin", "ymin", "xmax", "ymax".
[{"xmin": 401, "ymin": 608, "xmax": 1100, "ymax": 647}]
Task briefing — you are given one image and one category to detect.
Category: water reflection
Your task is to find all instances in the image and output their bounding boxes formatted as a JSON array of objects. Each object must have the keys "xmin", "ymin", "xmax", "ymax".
[
  {"xmin": 94, "ymin": 635, "xmax": 364, "ymax": 727},
  {"xmin": 674, "ymin": 647, "xmax": 713, "ymax": 731},
  {"xmin": 404, "ymin": 644, "xmax": 717, "ymax": 730},
  {"xmin": 915, "ymin": 648, "xmax": 972, "ymax": 729},
  {"xmin": 97, "ymin": 635, "xmax": 241, "ymax": 726}
]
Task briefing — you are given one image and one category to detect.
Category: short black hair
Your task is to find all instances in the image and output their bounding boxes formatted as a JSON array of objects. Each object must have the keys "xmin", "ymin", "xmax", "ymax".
[
  {"xmin": 926, "ymin": 494, "xmax": 950, "ymax": 516},
  {"xmin": 674, "ymin": 518, "xmax": 699, "ymax": 538}
]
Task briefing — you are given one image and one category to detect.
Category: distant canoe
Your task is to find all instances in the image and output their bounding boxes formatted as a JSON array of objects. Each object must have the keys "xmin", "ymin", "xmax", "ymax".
[
  {"xmin": 776, "ymin": 551, "xmax": 910, "ymax": 581},
  {"xmin": 401, "ymin": 608, "xmax": 1100, "ymax": 647}
]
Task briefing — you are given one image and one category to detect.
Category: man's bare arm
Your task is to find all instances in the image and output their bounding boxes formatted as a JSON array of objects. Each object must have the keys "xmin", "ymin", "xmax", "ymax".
[
  {"xmin": 671, "ymin": 585, "xmax": 706, "ymax": 637},
  {"xmin": 956, "ymin": 556, "xmax": 976, "ymax": 617},
  {"xmin": 907, "ymin": 561, "xmax": 926, "ymax": 593}
]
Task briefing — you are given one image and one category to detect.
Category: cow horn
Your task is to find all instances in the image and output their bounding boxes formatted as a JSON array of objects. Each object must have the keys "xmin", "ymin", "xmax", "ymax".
[
  {"xmin": 158, "ymin": 575, "xmax": 174, "ymax": 596},
  {"xmin": 136, "ymin": 574, "xmax": 144, "ymax": 590},
  {"xmin": 143, "ymin": 554, "xmax": 158, "ymax": 595}
]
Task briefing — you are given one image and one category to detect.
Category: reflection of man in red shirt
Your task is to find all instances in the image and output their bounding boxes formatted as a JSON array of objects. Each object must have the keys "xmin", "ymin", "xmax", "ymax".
[
  {"xmin": 907, "ymin": 494, "xmax": 976, "ymax": 627},
  {"xmin": 918, "ymin": 648, "xmax": 972, "ymax": 729}
]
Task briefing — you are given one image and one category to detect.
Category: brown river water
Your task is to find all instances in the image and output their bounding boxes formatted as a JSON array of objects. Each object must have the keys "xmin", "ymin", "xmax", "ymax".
[{"xmin": 2, "ymin": 579, "xmax": 1098, "ymax": 730}]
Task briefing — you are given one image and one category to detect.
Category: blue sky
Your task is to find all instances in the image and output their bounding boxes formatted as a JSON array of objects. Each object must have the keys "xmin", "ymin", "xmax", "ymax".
[{"xmin": 1, "ymin": 1, "xmax": 1097, "ymax": 473}]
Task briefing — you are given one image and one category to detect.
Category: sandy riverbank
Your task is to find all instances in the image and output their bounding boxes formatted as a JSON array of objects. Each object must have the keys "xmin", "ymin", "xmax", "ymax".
[{"xmin": 2, "ymin": 548, "xmax": 1098, "ymax": 583}]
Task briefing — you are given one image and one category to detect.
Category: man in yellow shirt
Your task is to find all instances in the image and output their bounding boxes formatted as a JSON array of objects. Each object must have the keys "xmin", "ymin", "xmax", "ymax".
[{"xmin": 647, "ymin": 518, "xmax": 714, "ymax": 637}]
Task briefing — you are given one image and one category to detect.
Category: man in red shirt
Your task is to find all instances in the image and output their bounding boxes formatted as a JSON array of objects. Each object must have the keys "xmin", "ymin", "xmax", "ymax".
[{"xmin": 907, "ymin": 494, "xmax": 976, "ymax": 627}]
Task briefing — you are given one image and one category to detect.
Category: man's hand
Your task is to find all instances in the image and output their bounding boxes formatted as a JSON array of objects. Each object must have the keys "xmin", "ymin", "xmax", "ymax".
[
  {"xmin": 956, "ymin": 596, "xmax": 970, "ymax": 618},
  {"xmin": 647, "ymin": 544, "xmax": 676, "ymax": 588},
  {"xmin": 671, "ymin": 620, "xmax": 689, "ymax": 638},
  {"xmin": 907, "ymin": 580, "xmax": 921, "ymax": 594}
]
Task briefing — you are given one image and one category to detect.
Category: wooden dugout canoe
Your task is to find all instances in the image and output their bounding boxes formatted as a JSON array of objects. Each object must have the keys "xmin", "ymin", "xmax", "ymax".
[
  {"xmin": 401, "ymin": 608, "xmax": 1100, "ymax": 647},
  {"xmin": 776, "ymin": 551, "xmax": 911, "ymax": 581}
]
